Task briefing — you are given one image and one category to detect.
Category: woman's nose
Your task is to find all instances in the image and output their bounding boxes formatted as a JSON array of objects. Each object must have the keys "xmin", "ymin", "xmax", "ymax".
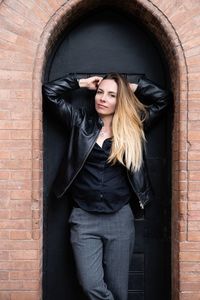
[{"xmin": 100, "ymin": 95, "xmax": 106, "ymax": 102}]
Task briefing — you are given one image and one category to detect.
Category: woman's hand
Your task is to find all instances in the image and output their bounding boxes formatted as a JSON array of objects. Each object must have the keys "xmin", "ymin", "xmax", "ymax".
[
  {"xmin": 79, "ymin": 76, "xmax": 103, "ymax": 90},
  {"xmin": 129, "ymin": 83, "xmax": 138, "ymax": 93}
]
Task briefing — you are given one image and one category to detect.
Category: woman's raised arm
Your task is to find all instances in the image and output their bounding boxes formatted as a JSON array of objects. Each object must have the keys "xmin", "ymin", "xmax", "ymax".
[
  {"xmin": 134, "ymin": 77, "xmax": 171, "ymax": 129},
  {"xmin": 42, "ymin": 75, "xmax": 85, "ymax": 129}
]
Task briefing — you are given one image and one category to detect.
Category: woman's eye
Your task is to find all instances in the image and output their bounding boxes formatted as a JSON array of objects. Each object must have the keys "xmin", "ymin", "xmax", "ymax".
[{"xmin": 97, "ymin": 90, "xmax": 102, "ymax": 94}]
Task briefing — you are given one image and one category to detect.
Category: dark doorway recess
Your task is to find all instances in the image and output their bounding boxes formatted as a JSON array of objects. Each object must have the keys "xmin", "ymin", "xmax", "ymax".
[{"xmin": 43, "ymin": 7, "xmax": 172, "ymax": 300}]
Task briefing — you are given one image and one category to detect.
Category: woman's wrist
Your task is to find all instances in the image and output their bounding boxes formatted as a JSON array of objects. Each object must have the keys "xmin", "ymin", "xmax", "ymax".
[
  {"xmin": 129, "ymin": 83, "xmax": 138, "ymax": 93},
  {"xmin": 78, "ymin": 78, "xmax": 87, "ymax": 88}
]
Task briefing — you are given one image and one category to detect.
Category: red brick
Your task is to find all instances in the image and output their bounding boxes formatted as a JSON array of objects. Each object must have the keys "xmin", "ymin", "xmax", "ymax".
[
  {"xmin": 188, "ymin": 151, "xmax": 200, "ymax": 160},
  {"xmin": 0, "ymin": 220, "xmax": 31, "ymax": 230},
  {"xmin": 0, "ymin": 120, "xmax": 32, "ymax": 129},
  {"xmin": 188, "ymin": 121, "xmax": 200, "ymax": 130},
  {"xmin": 10, "ymin": 292, "xmax": 39, "ymax": 300},
  {"xmin": 0, "ymin": 251, "xmax": 9, "ymax": 260},
  {"xmin": 0, "ymin": 28, "xmax": 17, "ymax": 44},
  {"xmin": 32, "ymin": 220, "xmax": 39, "ymax": 230},
  {"xmin": 180, "ymin": 272, "xmax": 200, "ymax": 283},
  {"xmin": 32, "ymin": 210, "xmax": 40, "ymax": 220},
  {"xmin": 0, "ymin": 70, "xmax": 32, "ymax": 81},
  {"xmin": 35, "ymin": 1, "xmax": 55, "ymax": 15},
  {"xmin": 0, "ymin": 271, "xmax": 9, "ymax": 280},
  {"xmin": 0, "ymin": 140, "xmax": 31, "ymax": 150},
  {"xmin": 188, "ymin": 231, "xmax": 200, "ymax": 241},
  {"xmin": 179, "ymin": 231, "xmax": 187, "ymax": 242},
  {"xmin": 0, "ymin": 150, "xmax": 10, "ymax": 159},
  {"xmin": 32, "ymin": 119, "xmax": 41, "ymax": 131},
  {"xmin": 0, "ymin": 211, "xmax": 10, "ymax": 219},
  {"xmin": 0, "ymin": 292, "xmax": 10, "ymax": 300},
  {"xmin": 188, "ymin": 202, "xmax": 200, "ymax": 210},
  {"xmin": 188, "ymin": 221, "xmax": 200, "ymax": 230},
  {"xmin": 10, "ymin": 250, "xmax": 38, "ymax": 260},
  {"xmin": 0, "ymin": 130, "xmax": 11, "ymax": 139},
  {"xmin": 32, "ymin": 170, "xmax": 42, "ymax": 180},
  {"xmin": 9, "ymin": 200, "xmax": 31, "ymax": 210},
  {"xmin": 180, "ymin": 242, "xmax": 200, "ymax": 252},
  {"xmin": 0, "ymin": 240, "xmax": 38, "ymax": 251},
  {"xmin": 188, "ymin": 161, "xmax": 200, "ymax": 171},
  {"xmin": 10, "ymin": 231, "xmax": 32, "ymax": 240},
  {"xmin": 32, "ymin": 229, "xmax": 40, "ymax": 240},
  {"xmin": 0, "ymin": 180, "xmax": 31, "ymax": 191},
  {"xmin": 0, "ymin": 281, "xmax": 23, "ymax": 290},
  {"xmin": 10, "ymin": 209, "xmax": 32, "ymax": 220},
  {"xmin": 188, "ymin": 211, "xmax": 200, "ymax": 221},
  {"xmin": 10, "ymin": 90, "xmax": 32, "ymax": 101},
  {"xmin": 189, "ymin": 182, "xmax": 200, "ymax": 191},
  {"xmin": 0, "ymin": 200, "xmax": 10, "ymax": 210},
  {"xmin": 0, "ymin": 1, "xmax": 27, "ymax": 24},
  {"xmin": 11, "ymin": 150, "xmax": 32, "ymax": 160},
  {"xmin": 170, "ymin": 3, "xmax": 198, "ymax": 24},
  {"xmin": 47, "ymin": 0, "xmax": 61, "ymax": 11},
  {"xmin": 188, "ymin": 112, "xmax": 200, "ymax": 120},
  {"xmin": 180, "ymin": 262, "xmax": 200, "ymax": 272},
  {"xmin": 188, "ymin": 131, "xmax": 200, "ymax": 141},
  {"xmin": 32, "ymin": 159, "xmax": 42, "ymax": 169},
  {"xmin": 22, "ymin": 280, "xmax": 39, "ymax": 291},
  {"xmin": 0, "ymin": 79, "xmax": 32, "ymax": 90},
  {"xmin": 180, "ymin": 282, "xmax": 200, "ymax": 292},
  {"xmin": 188, "ymin": 91, "xmax": 200, "ymax": 100},
  {"xmin": 188, "ymin": 191, "xmax": 200, "ymax": 201},
  {"xmin": 11, "ymin": 170, "xmax": 31, "ymax": 180},
  {"xmin": 11, "ymin": 109, "xmax": 32, "ymax": 120},
  {"xmin": 10, "ymin": 190, "xmax": 31, "ymax": 200},
  {"xmin": 0, "ymin": 160, "xmax": 32, "ymax": 169},
  {"xmin": 0, "ymin": 88, "xmax": 10, "ymax": 100},
  {"xmin": 10, "ymin": 130, "xmax": 32, "ymax": 140},
  {"xmin": 190, "ymin": 141, "xmax": 200, "ymax": 151},
  {"xmin": 0, "ymin": 110, "xmax": 10, "ymax": 120},
  {"xmin": 0, "ymin": 171, "xmax": 10, "ymax": 180},
  {"xmin": 183, "ymin": 34, "xmax": 200, "ymax": 50},
  {"xmin": 179, "ymin": 293, "xmax": 200, "ymax": 300},
  {"xmin": 10, "ymin": 270, "xmax": 39, "ymax": 280},
  {"xmin": 180, "ymin": 251, "xmax": 200, "ymax": 262},
  {"xmin": 0, "ymin": 230, "xmax": 10, "ymax": 240}
]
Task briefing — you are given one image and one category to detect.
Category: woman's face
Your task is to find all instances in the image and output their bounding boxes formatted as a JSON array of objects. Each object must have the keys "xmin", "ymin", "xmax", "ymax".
[{"xmin": 95, "ymin": 79, "xmax": 118, "ymax": 117}]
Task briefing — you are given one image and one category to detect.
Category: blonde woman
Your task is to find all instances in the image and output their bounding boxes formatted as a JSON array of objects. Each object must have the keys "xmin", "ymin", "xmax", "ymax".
[{"xmin": 43, "ymin": 73, "xmax": 169, "ymax": 300}]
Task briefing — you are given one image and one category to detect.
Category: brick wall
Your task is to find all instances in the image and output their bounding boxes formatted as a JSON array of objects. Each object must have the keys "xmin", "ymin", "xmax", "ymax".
[{"xmin": 0, "ymin": 0, "xmax": 200, "ymax": 299}]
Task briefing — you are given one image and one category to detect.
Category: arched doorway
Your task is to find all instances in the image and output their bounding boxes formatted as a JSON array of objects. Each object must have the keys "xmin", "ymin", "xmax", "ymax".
[{"xmin": 43, "ymin": 7, "xmax": 172, "ymax": 300}]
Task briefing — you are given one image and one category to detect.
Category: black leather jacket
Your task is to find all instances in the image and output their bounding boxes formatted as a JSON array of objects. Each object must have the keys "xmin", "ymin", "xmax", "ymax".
[{"xmin": 42, "ymin": 75, "xmax": 170, "ymax": 210}]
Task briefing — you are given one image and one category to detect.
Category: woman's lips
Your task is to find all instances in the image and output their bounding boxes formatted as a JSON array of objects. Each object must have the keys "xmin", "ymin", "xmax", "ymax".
[{"xmin": 97, "ymin": 104, "xmax": 107, "ymax": 109}]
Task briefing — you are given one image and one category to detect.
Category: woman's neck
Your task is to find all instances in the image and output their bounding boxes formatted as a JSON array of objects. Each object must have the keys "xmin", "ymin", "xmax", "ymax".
[{"xmin": 99, "ymin": 114, "xmax": 113, "ymax": 129}]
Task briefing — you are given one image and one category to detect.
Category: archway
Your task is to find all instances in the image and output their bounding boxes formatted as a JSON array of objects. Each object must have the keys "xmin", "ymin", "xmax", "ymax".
[
  {"xmin": 32, "ymin": 1, "xmax": 188, "ymax": 299},
  {"xmin": 43, "ymin": 6, "xmax": 172, "ymax": 300}
]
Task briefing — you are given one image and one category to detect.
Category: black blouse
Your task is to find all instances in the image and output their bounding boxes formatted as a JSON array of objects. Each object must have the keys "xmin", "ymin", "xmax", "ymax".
[{"xmin": 70, "ymin": 138, "xmax": 132, "ymax": 213}]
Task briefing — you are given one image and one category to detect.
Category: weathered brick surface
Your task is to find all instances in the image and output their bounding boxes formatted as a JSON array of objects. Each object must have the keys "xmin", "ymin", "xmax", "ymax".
[{"xmin": 0, "ymin": 0, "xmax": 200, "ymax": 299}]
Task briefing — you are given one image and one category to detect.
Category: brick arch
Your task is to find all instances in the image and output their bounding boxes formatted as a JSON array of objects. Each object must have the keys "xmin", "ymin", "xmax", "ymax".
[
  {"xmin": 33, "ymin": 1, "xmax": 187, "ymax": 298},
  {"xmin": 1, "ymin": 0, "xmax": 195, "ymax": 299}
]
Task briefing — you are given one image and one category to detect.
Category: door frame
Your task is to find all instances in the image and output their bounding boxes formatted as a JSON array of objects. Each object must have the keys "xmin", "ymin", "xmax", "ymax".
[{"xmin": 32, "ymin": 1, "xmax": 188, "ymax": 299}]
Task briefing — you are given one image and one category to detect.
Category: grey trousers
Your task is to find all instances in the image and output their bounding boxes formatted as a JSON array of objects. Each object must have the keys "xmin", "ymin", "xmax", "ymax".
[{"xmin": 69, "ymin": 203, "xmax": 135, "ymax": 300}]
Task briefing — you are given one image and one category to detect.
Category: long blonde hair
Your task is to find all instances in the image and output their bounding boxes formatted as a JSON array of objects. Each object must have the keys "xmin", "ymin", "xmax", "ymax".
[{"xmin": 102, "ymin": 73, "xmax": 147, "ymax": 172}]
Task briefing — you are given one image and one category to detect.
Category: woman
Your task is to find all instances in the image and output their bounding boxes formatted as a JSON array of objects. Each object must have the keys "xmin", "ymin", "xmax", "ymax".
[{"xmin": 43, "ymin": 73, "xmax": 169, "ymax": 300}]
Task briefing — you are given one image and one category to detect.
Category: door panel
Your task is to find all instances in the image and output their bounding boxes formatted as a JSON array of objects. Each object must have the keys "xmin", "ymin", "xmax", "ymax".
[{"xmin": 43, "ymin": 7, "xmax": 171, "ymax": 300}]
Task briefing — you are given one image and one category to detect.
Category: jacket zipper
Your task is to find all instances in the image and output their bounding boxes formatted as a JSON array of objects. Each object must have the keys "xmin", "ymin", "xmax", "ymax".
[
  {"xmin": 126, "ymin": 170, "xmax": 144, "ymax": 209},
  {"xmin": 59, "ymin": 129, "xmax": 101, "ymax": 197}
]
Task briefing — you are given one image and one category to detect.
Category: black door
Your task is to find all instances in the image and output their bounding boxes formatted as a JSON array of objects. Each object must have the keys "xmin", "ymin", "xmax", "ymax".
[{"xmin": 43, "ymin": 7, "xmax": 171, "ymax": 300}]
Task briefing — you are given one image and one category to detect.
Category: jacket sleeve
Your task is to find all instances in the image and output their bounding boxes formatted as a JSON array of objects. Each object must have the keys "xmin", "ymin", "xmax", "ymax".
[
  {"xmin": 42, "ymin": 75, "xmax": 85, "ymax": 129},
  {"xmin": 134, "ymin": 77, "xmax": 171, "ymax": 129}
]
